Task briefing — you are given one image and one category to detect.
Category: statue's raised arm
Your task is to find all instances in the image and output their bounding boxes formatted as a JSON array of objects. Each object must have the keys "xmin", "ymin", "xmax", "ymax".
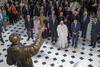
[{"xmin": 6, "ymin": 27, "xmax": 45, "ymax": 67}]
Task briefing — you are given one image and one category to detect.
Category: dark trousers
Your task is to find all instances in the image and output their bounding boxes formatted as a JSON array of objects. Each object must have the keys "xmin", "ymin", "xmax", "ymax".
[
  {"xmin": 25, "ymin": 23, "xmax": 27, "ymax": 29},
  {"xmin": 68, "ymin": 32, "xmax": 72, "ymax": 43},
  {"xmin": 2, "ymin": 20, "xmax": 7, "ymax": 31},
  {"xmin": 65, "ymin": 23, "xmax": 72, "ymax": 43},
  {"xmin": 11, "ymin": 14, "xmax": 16, "ymax": 24},
  {"xmin": 81, "ymin": 27, "xmax": 87, "ymax": 39},
  {"xmin": 51, "ymin": 31, "xmax": 57, "ymax": 42},
  {"xmin": 27, "ymin": 29, "xmax": 34, "ymax": 40},
  {"xmin": 91, "ymin": 35, "xmax": 97, "ymax": 47},
  {"xmin": 72, "ymin": 34, "xmax": 79, "ymax": 47},
  {"xmin": 0, "ymin": 33, "xmax": 4, "ymax": 43},
  {"xmin": 97, "ymin": 36, "xmax": 100, "ymax": 43}
]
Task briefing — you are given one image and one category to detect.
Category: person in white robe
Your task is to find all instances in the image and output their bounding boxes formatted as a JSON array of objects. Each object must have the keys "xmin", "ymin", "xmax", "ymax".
[{"xmin": 57, "ymin": 21, "xmax": 68, "ymax": 49}]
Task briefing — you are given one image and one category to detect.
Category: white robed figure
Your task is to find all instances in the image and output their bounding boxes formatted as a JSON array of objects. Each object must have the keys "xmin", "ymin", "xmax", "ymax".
[{"xmin": 57, "ymin": 21, "xmax": 68, "ymax": 48}]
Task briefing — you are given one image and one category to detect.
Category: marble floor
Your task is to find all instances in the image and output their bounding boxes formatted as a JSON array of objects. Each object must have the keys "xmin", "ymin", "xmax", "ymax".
[{"xmin": 0, "ymin": 20, "xmax": 100, "ymax": 67}]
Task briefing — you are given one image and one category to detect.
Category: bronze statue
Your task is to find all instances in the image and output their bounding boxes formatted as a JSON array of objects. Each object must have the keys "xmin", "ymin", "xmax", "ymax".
[{"xmin": 6, "ymin": 27, "xmax": 45, "ymax": 67}]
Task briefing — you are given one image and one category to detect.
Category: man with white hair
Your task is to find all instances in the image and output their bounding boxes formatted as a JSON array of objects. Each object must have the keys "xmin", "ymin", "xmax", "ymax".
[
  {"xmin": 89, "ymin": 17, "xmax": 100, "ymax": 48},
  {"xmin": 57, "ymin": 21, "xmax": 68, "ymax": 49},
  {"xmin": 81, "ymin": 11, "xmax": 90, "ymax": 41}
]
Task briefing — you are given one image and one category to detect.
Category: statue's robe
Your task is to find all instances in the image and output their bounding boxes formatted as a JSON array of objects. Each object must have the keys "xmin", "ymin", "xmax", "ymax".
[{"xmin": 6, "ymin": 27, "xmax": 45, "ymax": 67}]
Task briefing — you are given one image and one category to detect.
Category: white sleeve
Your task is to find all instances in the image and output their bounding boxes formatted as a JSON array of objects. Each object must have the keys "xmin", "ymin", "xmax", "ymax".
[
  {"xmin": 57, "ymin": 25, "xmax": 60, "ymax": 37},
  {"xmin": 65, "ymin": 25, "xmax": 68, "ymax": 37}
]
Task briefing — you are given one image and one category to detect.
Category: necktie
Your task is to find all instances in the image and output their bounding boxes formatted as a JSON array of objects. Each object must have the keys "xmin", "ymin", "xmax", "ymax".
[
  {"xmin": 53, "ymin": 20, "xmax": 55, "ymax": 24},
  {"xmin": 84, "ymin": 16, "xmax": 87, "ymax": 22},
  {"xmin": 75, "ymin": 24, "xmax": 77, "ymax": 28}
]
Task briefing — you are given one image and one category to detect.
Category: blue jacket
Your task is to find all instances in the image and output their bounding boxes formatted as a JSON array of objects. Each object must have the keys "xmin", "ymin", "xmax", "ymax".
[{"xmin": 71, "ymin": 22, "xmax": 80, "ymax": 33}]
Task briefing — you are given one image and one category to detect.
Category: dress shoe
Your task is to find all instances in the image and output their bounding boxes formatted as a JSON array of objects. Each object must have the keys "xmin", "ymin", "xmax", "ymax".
[
  {"xmin": 55, "ymin": 40, "xmax": 57, "ymax": 43},
  {"xmin": 27, "ymin": 38, "xmax": 29, "ymax": 41},
  {"xmin": 1, "ymin": 39, "xmax": 4, "ymax": 43},
  {"xmin": 92, "ymin": 46, "xmax": 95, "ymax": 48},
  {"xmin": 1, "ymin": 41, "xmax": 4, "ymax": 43},
  {"xmin": 74, "ymin": 45, "xmax": 77, "ymax": 48},
  {"xmin": 33, "ymin": 40, "xmax": 35, "ymax": 42},
  {"xmin": 83, "ymin": 39, "xmax": 86, "ymax": 41},
  {"xmin": 51, "ymin": 40, "xmax": 53, "ymax": 43},
  {"xmin": 72, "ymin": 44, "xmax": 74, "ymax": 46},
  {"xmin": 65, "ymin": 45, "xmax": 69, "ymax": 48},
  {"xmin": 81, "ymin": 36, "xmax": 83, "ymax": 38},
  {"xmin": 89, "ymin": 44, "xmax": 92, "ymax": 46},
  {"xmin": 52, "ymin": 43, "xmax": 55, "ymax": 45},
  {"xmin": 68, "ymin": 41, "xmax": 71, "ymax": 43}
]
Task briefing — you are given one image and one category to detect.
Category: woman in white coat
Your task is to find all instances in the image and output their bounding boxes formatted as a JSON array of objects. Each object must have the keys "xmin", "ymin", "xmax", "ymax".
[{"xmin": 57, "ymin": 21, "xmax": 68, "ymax": 49}]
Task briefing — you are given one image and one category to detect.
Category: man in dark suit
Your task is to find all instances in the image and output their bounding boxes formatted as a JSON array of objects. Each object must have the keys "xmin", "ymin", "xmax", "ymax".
[
  {"xmin": 22, "ymin": 4, "xmax": 30, "ymax": 20},
  {"xmin": 71, "ymin": 11, "xmax": 80, "ymax": 23},
  {"xmin": 0, "ymin": 22, "xmax": 4, "ymax": 43},
  {"xmin": 81, "ymin": 11, "xmax": 90, "ymax": 41},
  {"xmin": 34, "ymin": 4, "xmax": 40, "ymax": 16},
  {"xmin": 89, "ymin": 17, "xmax": 100, "ymax": 48},
  {"xmin": 29, "ymin": 3, "xmax": 34, "ymax": 18},
  {"xmin": 49, "ymin": 13, "xmax": 58, "ymax": 43},
  {"xmin": 25, "ymin": 15, "xmax": 34, "ymax": 41},
  {"xmin": 71, "ymin": 19, "xmax": 80, "ymax": 48},
  {"xmin": 57, "ymin": 11, "xmax": 65, "ymax": 23}
]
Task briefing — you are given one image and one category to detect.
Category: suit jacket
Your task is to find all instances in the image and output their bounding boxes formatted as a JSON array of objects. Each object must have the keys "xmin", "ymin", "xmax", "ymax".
[
  {"xmin": 30, "ymin": 4, "xmax": 34, "ymax": 17},
  {"xmin": 57, "ymin": 16, "xmax": 65, "ymax": 23},
  {"xmin": 71, "ymin": 22, "xmax": 80, "ymax": 34},
  {"xmin": 25, "ymin": 18, "xmax": 34, "ymax": 30},
  {"xmin": 71, "ymin": 14, "xmax": 80, "ymax": 22},
  {"xmin": 81, "ymin": 15, "xmax": 89, "ymax": 29},
  {"xmin": 22, "ymin": 7, "xmax": 30, "ymax": 18},
  {"xmin": 34, "ymin": 6, "xmax": 40, "ymax": 16},
  {"xmin": 49, "ymin": 18, "xmax": 58, "ymax": 32},
  {"xmin": 91, "ymin": 22, "xmax": 100, "ymax": 37}
]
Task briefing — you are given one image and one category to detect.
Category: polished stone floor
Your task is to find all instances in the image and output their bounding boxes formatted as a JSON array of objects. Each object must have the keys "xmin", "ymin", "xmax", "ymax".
[{"xmin": 0, "ymin": 20, "xmax": 100, "ymax": 67}]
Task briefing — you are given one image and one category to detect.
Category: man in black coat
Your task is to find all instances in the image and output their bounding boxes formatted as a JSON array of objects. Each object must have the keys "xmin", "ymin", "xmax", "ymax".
[
  {"xmin": 71, "ymin": 11, "xmax": 80, "ymax": 23},
  {"xmin": 81, "ymin": 11, "xmax": 90, "ymax": 41},
  {"xmin": 0, "ymin": 22, "xmax": 4, "ymax": 43},
  {"xmin": 25, "ymin": 15, "xmax": 34, "ymax": 41},
  {"xmin": 29, "ymin": 3, "xmax": 34, "ymax": 18},
  {"xmin": 34, "ymin": 4, "xmax": 40, "ymax": 16},
  {"xmin": 49, "ymin": 14, "xmax": 58, "ymax": 43},
  {"xmin": 57, "ymin": 11, "xmax": 65, "ymax": 23},
  {"xmin": 22, "ymin": 5, "xmax": 30, "ymax": 20},
  {"xmin": 71, "ymin": 19, "xmax": 80, "ymax": 48},
  {"xmin": 89, "ymin": 17, "xmax": 100, "ymax": 48}
]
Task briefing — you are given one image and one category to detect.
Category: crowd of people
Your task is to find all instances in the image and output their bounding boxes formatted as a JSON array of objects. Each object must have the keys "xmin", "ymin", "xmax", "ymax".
[{"xmin": 0, "ymin": 0, "xmax": 100, "ymax": 48}]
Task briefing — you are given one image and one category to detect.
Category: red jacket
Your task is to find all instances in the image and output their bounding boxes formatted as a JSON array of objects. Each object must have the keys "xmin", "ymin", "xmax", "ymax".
[{"xmin": 11, "ymin": 6, "xmax": 16, "ymax": 14}]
